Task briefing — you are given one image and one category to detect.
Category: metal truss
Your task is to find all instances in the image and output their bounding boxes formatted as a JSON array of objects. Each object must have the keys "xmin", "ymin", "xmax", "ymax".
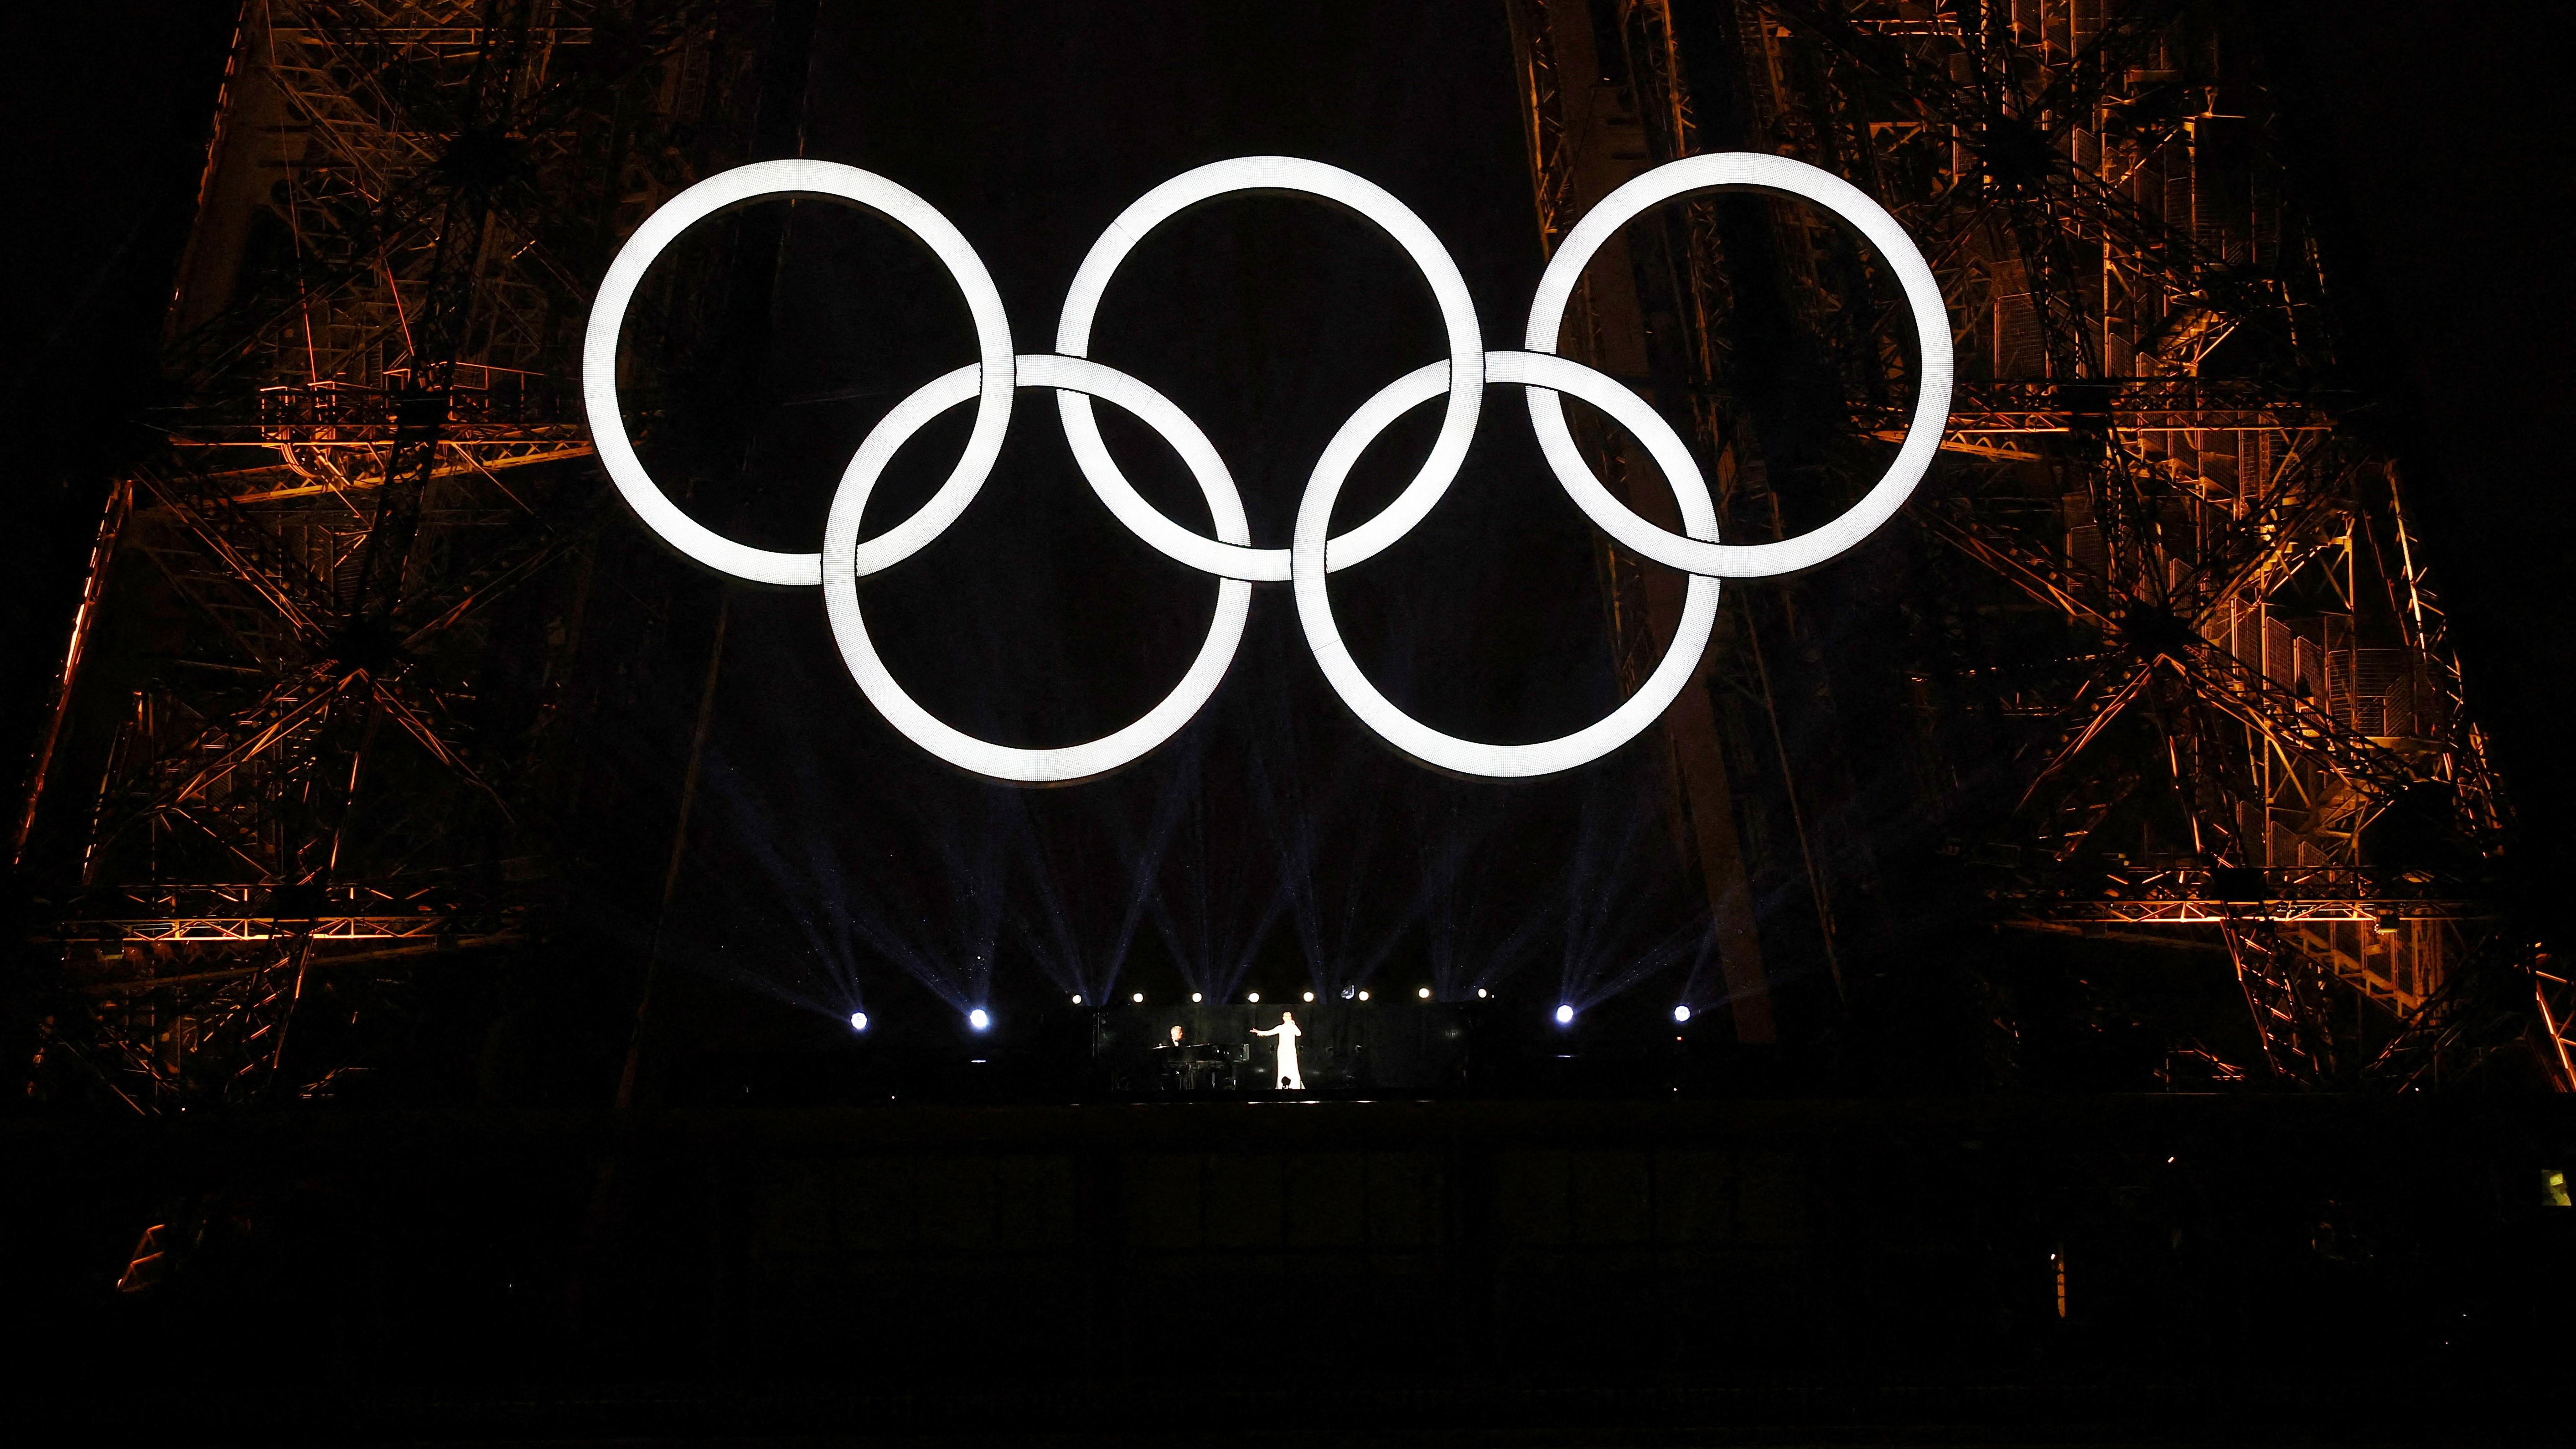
[
  {"xmin": 40, "ymin": 880, "xmax": 527, "ymax": 945},
  {"xmin": 1998, "ymin": 865, "xmax": 2491, "ymax": 928},
  {"xmin": 16, "ymin": 0, "xmax": 779, "ymax": 1110},
  {"xmin": 1507, "ymin": 0, "xmax": 2538, "ymax": 1087}
]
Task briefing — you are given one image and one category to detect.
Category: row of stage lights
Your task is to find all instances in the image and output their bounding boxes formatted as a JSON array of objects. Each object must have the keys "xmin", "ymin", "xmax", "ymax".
[{"xmin": 847, "ymin": 996, "xmax": 1697, "ymax": 1033}]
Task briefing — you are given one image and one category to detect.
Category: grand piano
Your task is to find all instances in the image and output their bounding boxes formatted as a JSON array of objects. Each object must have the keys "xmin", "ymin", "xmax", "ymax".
[{"xmin": 1154, "ymin": 1040, "xmax": 1251, "ymax": 1092}]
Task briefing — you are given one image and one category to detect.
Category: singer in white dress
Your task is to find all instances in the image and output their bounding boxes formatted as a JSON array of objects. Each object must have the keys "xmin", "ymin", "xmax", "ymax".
[{"xmin": 1250, "ymin": 1010, "xmax": 1304, "ymax": 1090}]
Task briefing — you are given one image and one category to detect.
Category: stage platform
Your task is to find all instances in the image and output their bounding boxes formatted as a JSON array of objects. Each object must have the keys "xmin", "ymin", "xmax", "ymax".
[
  {"xmin": 650, "ymin": 994, "xmax": 1839, "ymax": 1106},
  {"xmin": 11, "ymin": 1094, "xmax": 2576, "ymax": 1441}
]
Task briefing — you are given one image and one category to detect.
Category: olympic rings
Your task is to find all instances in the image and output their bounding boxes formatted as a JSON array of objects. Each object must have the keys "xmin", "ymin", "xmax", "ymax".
[
  {"xmin": 1525, "ymin": 153, "xmax": 1953, "ymax": 578},
  {"xmin": 822, "ymin": 355, "xmax": 1252, "ymax": 783},
  {"xmin": 1054, "ymin": 157, "xmax": 1485, "ymax": 582},
  {"xmin": 583, "ymin": 160, "xmax": 1014, "ymax": 587},
  {"xmin": 584, "ymin": 152, "xmax": 1951, "ymax": 783},
  {"xmin": 1292, "ymin": 350, "xmax": 1721, "ymax": 778}
]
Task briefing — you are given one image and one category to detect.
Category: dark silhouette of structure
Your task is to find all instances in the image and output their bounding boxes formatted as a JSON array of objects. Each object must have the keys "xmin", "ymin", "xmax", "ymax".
[
  {"xmin": 1504, "ymin": 0, "xmax": 2561, "ymax": 1087},
  {"xmin": 10, "ymin": 7, "xmax": 2576, "ymax": 1442},
  {"xmin": 12, "ymin": 0, "xmax": 2566, "ymax": 1105},
  {"xmin": 13, "ymin": 0, "xmax": 808, "ymax": 1107}
]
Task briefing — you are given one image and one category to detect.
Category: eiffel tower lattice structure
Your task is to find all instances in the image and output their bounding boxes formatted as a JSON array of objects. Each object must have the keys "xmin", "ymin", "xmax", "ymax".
[
  {"xmin": 1504, "ymin": 0, "xmax": 2560, "ymax": 1087},
  {"xmin": 15, "ymin": 0, "xmax": 807, "ymax": 1108}
]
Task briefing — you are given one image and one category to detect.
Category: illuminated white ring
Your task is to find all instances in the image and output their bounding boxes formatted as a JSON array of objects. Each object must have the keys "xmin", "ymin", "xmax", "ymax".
[
  {"xmin": 583, "ymin": 159, "xmax": 1015, "ymax": 587},
  {"xmin": 1054, "ymin": 156, "xmax": 1485, "ymax": 583},
  {"xmin": 821, "ymin": 353, "xmax": 1252, "ymax": 783},
  {"xmin": 1292, "ymin": 350, "xmax": 1721, "ymax": 778},
  {"xmin": 1524, "ymin": 153, "xmax": 1951, "ymax": 578}
]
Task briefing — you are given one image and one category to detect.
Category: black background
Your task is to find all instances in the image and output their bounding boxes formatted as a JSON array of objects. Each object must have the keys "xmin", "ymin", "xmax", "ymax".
[
  {"xmin": 4, "ymin": 0, "xmax": 2570, "ymax": 1024},
  {"xmin": 6, "ymin": 6, "xmax": 2576, "ymax": 1437}
]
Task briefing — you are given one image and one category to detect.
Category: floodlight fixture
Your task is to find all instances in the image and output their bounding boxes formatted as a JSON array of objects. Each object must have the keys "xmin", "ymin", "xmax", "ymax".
[
  {"xmin": 1357, "ymin": 990, "xmax": 1370, "ymax": 1002},
  {"xmin": 849, "ymin": 1012, "xmax": 869, "ymax": 1033},
  {"xmin": 1247, "ymin": 991, "xmax": 1261, "ymax": 1003},
  {"xmin": 1071, "ymin": 994, "xmax": 1083, "ymax": 1005},
  {"xmin": 1192, "ymin": 992, "xmax": 1204, "ymax": 1003},
  {"xmin": 1302, "ymin": 992, "xmax": 1315, "ymax": 1003},
  {"xmin": 1132, "ymin": 992, "xmax": 1145, "ymax": 1004},
  {"xmin": 968, "ymin": 1008, "xmax": 991, "ymax": 1032},
  {"xmin": 1554, "ymin": 1004, "xmax": 1576, "ymax": 1026},
  {"xmin": 1475, "ymin": 988, "xmax": 1488, "ymax": 1000},
  {"xmin": 1673, "ymin": 1004, "xmax": 1692, "ymax": 1024},
  {"xmin": 1417, "ymin": 987, "xmax": 1432, "ymax": 1000}
]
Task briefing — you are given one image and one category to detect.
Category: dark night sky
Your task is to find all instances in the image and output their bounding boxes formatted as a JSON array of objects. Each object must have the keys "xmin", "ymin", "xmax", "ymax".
[
  {"xmin": 6, "ymin": 2, "xmax": 2572, "ymax": 1028},
  {"xmin": 656, "ymin": 0, "xmax": 1724, "ymax": 1027},
  {"xmin": 2270, "ymin": 0, "xmax": 2576, "ymax": 916}
]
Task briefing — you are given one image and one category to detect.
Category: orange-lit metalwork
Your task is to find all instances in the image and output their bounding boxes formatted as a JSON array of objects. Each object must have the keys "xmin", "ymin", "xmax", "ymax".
[
  {"xmin": 16, "ymin": 0, "xmax": 779, "ymax": 1107},
  {"xmin": 1506, "ymin": 0, "xmax": 2538, "ymax": 1087}
]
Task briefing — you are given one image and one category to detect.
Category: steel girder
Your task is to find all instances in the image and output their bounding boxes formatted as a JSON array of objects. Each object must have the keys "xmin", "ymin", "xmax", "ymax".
[
  {"xmin": 16, "ymin": 0, "xmax": 775, "ymax": 1109},
  {"xmin": 1507, "ymin": 0, "xmax": 2529, "ymax": 1086}
]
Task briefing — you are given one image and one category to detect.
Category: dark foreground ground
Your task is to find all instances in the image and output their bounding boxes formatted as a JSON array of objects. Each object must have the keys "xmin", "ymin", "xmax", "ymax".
[{"xmin": 10, "ymin": 1093, "xmax": 2575, "ymax": 1445}]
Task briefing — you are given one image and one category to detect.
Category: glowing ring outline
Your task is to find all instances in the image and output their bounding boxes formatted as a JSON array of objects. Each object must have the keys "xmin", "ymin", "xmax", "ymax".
[
  {"xmin": 583, "ymin": 159, "xmax": 1015, "ymax": 587},
  {"xmin": 589, "ymin": 153, "xmax": 1955, "ymax": 783},
  {"xmin": 1524, "ymin": 152, "xmax": 1952, "ymax": 578},
  {"xmin": 1291, "ymin": 349, "xmax": 1721, "ymax": 779},
  {"xmin": 821, "ymin": 353, "xmax": 1252, "ymax": 784},
  {"xmin": 1053, "ymin": 156, "xmax": 1485, "ymax": 583}
]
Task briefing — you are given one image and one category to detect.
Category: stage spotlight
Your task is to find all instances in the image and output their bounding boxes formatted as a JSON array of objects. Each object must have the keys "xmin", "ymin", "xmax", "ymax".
[
  {"xmin": 1554, "ymin": 1004, "xmax": 1575, "ymax": 1025},
  {"xmin": 1417, "ymin": 987, "xmax": 1431, "ymax": 1000},
  {"xmin": 1191, "ymin": 992, "xmax": 1203, "ymax": 1003},
  {"xmin": 1475, "ymin": 988, "xmax": 1488, "ymax": 1000},
  {"xmin": 1302, "ymin": 992, "xmax": 1315, "ymax": 1003},
  {"xmin": 1672, "ymin": 1004, "xmax": 1692, "ymax": 1024},
  {"xmin": 849, "ymin": 1012, "xmax": 869, "ymax": 1033},
  {"xmin": 1132, "ymin": 992, "xmax": 1145, "ymax": 1004},
  {"xmin": 1357, "ymin": 990, "xmax": 1370, "ymax": 1002},
  {"xmin": 968, "ymin": 1008, "xmax": 991, "ymax": 1031},
  {"xmin": 1247, "ymin": 991, "xmax": 1260, "ymax": 1003},
  {"xmin": 1071, "ymin": 994, "xmax": 1083, "ymax": 1005}
]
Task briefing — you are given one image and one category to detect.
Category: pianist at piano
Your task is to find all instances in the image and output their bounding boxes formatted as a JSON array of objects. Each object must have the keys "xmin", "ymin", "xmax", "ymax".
[
  {"xmin": 1153, "ymin": 1025, "xmax": 1247, "ymax": 1092},
  {"xmin": 1092, "ymin": 996, "xmax": 1474, "ymax": 1094}
]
